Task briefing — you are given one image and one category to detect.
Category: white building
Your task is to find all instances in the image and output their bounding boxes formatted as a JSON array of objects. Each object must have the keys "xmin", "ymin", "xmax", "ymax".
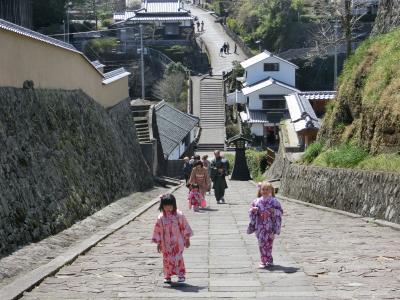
[
  {"xmin": 228, "ymin": 50, "xmax": 335, "ymax": 149},
  {"xmin": 240, "ymin": 50, "xmax": 298, "ymax": 87}
]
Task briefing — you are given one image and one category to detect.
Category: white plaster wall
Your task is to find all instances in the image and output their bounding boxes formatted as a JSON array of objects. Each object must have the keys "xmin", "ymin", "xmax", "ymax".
[
  {"xmin": 179, "ymin": 141, "xmax": 186, "ymax": 158},
  {"xmin": 190, "ymin": 128, "xmax": 196, "ymax": 143},
  {"xmin": 245, "ymin": 57, "xmax": 296, "ymax": 87},
  {"xmin": 248, "ymin": 84, "xmax": 295, "ymax": 110},
  {"xmin": 169, "ymin": 146, "xmax": 180, "ymax": 160}
]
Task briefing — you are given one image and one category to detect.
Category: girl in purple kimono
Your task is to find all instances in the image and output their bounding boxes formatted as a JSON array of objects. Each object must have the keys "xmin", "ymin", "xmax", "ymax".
[{"xmin": 247, "ymin": 182, "xmax": 283, "ymax": 268}]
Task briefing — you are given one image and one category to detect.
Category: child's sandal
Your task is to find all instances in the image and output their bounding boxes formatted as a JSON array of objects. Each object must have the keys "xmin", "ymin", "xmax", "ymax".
[{"xmin": 164, "ymin": 278, "xmax": 171, "ymax": 284}]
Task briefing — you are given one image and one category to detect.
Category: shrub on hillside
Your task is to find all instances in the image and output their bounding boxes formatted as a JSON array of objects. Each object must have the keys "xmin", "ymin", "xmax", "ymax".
[
  {"xmin": 314, "ymin": 143, "xmax": 369, "ymax": 168},
  {"xmin": 224, "ymin": 150, "xmax": 267, "ymax": 181},
  {"xmin": 301, "ymin": 140, "xmax": 324, "ymax": 164},
  {"xmin": 85, "ymin": 38, "xmax": 118, "ymax": 55},
  {"xmin": 226, "ymin": 124, "xmax": 240, "ymax": 139},
  {"xmin": 246, "ymin": 150, "xmax": 268, "ymax": 180}
]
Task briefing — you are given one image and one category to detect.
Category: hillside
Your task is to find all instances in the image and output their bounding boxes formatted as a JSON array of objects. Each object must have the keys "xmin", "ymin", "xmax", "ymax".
[
  {"xmin": 0, "ymin": 88, "xmax": 153, "ymax": 256},
  {"xmin": 317, "ymin": 29, "xmax": 400, "ymax": 155}
]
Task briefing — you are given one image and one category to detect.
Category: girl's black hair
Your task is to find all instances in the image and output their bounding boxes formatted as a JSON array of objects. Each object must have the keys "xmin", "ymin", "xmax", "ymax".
[{"xmin": 159, "ymin": 193, "xmax": 177, "ymax": 212}]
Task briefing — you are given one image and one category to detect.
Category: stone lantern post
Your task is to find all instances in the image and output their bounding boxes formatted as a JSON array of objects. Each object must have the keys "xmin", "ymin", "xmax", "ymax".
[{"xmin": 227, "ymin": 134, "xmax": 252, "ymax": 181}]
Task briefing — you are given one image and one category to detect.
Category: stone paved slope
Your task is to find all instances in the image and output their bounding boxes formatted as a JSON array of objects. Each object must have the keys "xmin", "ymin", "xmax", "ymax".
[
  {"xmin": 190, "ymin": 5, "xmax": 248, "ymax": 151},
  {"xmin": 21, "ymin": 180, "xmax": 400, "ymax": 299},
  {"xmin": 190, "ymin": 5, "xmax": 248, "ymax": 75},
  {"xmin": 0, "ymin": 187, "xmax": 168, "ymax": 289}
]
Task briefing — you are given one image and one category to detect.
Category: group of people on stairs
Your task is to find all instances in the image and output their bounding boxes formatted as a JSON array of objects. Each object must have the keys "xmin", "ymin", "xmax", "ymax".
[{"xmin": 183, "ymin": 150, "xmax": 229, "ymax": 207}]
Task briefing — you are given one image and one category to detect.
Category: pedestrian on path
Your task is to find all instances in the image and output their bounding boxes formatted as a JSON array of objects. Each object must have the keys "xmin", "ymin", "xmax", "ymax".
[
  {"xmin": 152, "ymin": 194, "xmax": 193, "ymax": 284},
  {"xmin": 219, "ymin": 46, "xmax": 224, "ymax": 57},
  {"xmin": 202, "ymin": 155, "xmax": 212, "ymax": 195},
  {"xmin": 223, "ymin": 42, "xmax": 227, "ymax": 54},
  {"xmin": 196, "ymin": 20, "xmax": 200, "ymax": 32},
  {"xmin": 234, "ymin": 43, "xmax": 237, "ymax": 54},
  {"xmin": 201, "ymin": 20, "xmax": 204, "ymax": 31},
  {"xmin": 220, "ymin": 152, "xmax": 230, "ymax": 175},
  {"xmin": 226, "ymin": 42, "xmax": 230, "ymax": 54},
  {"xmin": 247, "ymin": 182, "xmax": 283, "ymax": 268},
  {"xmin": 210, "ymin": 150, "xmax": 228, "ymax": 204},
  {"xmin": 189, "ymin": 160, "xmax": 211, "ymax": 197},
  {"xmin": 182, "ymin": 156, "xmax": 193, "ymax": 184},
  {"xmin": 187, "ymin": 183, "xmax": 206, "ymax": 211}
]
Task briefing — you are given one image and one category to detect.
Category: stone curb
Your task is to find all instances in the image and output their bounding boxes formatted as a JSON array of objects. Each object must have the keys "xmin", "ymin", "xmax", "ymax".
[
  {"xmin": 0, "ymin": 184, "xmax": 183, "ymax": 300},
  {"xmin": 249, "ymin": 180, "xmax": 400, "ymax": 231}
]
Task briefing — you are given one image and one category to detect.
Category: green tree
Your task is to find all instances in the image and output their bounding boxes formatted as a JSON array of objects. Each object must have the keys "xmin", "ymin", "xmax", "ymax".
[
  {"xmin": 33, "ymin": 0, "xmax": 67, "ymax": 29},
  {"xmin": 225, "ymin": 0, "xmax": 300, "ymax": 52}
]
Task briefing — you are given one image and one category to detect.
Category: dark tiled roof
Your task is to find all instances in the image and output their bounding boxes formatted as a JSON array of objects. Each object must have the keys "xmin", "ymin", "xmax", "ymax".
[
  {"xmin": 247, "ymin": 110, "xmax": 285, "ymax": 124},
  {"xmin": 155, "ymin": 101, "xmax": 199, "ymax": 156},
  {"xmin": 0, "ymin": 18, "xmax": 78, "ymax": 53},
  {"xmin": 298, "ymin": 91, "xmax": 336, "ymax": 100}
]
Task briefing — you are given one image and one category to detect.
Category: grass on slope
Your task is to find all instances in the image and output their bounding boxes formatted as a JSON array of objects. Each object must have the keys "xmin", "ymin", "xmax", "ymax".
[
  {"xmin": 339, "ymin": 28, "xmax": 400, "ymax": 110},
  {"xmin": 301, "ymin": 141, "xmax": 400, "ymax": 172}
]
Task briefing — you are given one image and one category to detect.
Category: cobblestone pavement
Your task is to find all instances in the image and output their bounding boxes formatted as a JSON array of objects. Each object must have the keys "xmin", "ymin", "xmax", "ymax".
[
  {"xmin": 22, "ymin": 181, "xmax": 400, "ymax": 299},
  {"xmin": 190, "ymin": 5, "xmax": 248, "ymax": 75},
  {"xmin": 0, "ymin": 187, "xmax": 168, "ymax": 288}
]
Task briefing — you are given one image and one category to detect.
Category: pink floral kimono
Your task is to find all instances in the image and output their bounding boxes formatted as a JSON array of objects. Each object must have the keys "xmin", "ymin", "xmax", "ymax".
[
  {"xmin": 152, "ymin": 210, "xmax": 193, "ymax": 278},
  {"xmin": 188, "ymin": 190, "xmax": 206, "ymax": 210},
  {"xmin": 248, "ymin": 196, "xmax": 283, "ymax": 265}
]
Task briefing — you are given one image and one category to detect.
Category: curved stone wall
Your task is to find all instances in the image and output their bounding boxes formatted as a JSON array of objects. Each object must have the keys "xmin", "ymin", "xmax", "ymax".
[{"xmin": 0, "ymin": 88, "xmax": 153, "ymax": 256}]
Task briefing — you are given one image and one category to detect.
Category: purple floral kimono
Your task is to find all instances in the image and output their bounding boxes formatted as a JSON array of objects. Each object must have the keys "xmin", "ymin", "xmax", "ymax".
[{"xmin": 247, "ymin": 196, "xmax": 283, "ymax": 264}]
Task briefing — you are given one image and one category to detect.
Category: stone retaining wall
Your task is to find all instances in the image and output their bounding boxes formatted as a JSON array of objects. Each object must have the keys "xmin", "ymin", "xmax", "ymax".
[
  {"xmin": 0, "ymin": 88, "xmax": 153, "ymax": 256},
  {"xmin": 265, "ymin": 132, "xmax": 400, "ymax": 224},
  {"xmin": 278, "ymin": 160, "xmax": 400, "ymax": 224}
]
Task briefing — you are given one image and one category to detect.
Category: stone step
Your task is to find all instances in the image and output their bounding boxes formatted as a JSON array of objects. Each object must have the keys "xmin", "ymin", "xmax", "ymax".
[{"xmin": 197, "ymin": 144, "xmax": 225, "ymax": 151}]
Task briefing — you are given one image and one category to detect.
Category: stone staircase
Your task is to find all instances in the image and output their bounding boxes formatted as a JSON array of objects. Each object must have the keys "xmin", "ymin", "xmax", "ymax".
[
  {"xmin": 131, "ymin": 103, "xmax": 151, "ymax": 143},
  {"xmin": 197, "ymin": 76, "xmax": 225, "ymax": 151}
]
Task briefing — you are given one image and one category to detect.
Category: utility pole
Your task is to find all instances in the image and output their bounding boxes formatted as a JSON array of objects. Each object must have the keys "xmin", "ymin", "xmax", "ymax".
[
  {"xmin": 333, "ymin": 18, "xmax": 339, "ymax": 89},
  {"xmin": 140, "ymin": 24, "xmax": 145, "ymax": 100},
  {"xmin": 66, "ymin": 1, "xmax": 72, "ymax": 43},
  {"xmin": 66, "ymin": 4, "xmax": 70, "ymax": 43}
]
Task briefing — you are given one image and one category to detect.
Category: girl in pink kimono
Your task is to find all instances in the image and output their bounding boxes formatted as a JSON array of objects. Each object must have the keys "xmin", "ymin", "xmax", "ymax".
[
  {"xmin": 152, "ymin": 194, "xmax": 193, "ymax": 284},
  {"xmin": 247, "ymin": 182, "xmax": 283, "ymax": 268},
  {"xmin": 188, "ymin": 183, "xmax": 206, "ymax": 211}
]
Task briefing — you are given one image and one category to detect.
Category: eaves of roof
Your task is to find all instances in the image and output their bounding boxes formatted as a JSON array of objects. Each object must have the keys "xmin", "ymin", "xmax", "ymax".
[
  {"xmin": 242, "ymin": 77, "xmax": 300, "ymax": 96},
  {"xmin": 240, "ymin": 50, "xmax": 299, "ymax": 70}
]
